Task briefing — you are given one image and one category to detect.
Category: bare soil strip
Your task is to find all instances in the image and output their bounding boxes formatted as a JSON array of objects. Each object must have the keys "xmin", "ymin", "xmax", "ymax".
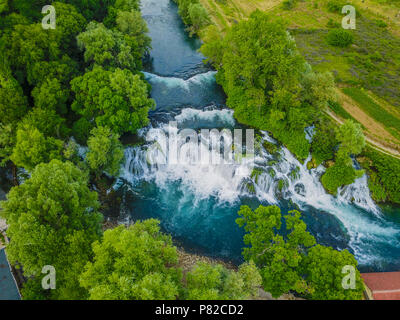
[{"xmin": 326, "ymin": 109, "xmax": 400, "ymax": 159}]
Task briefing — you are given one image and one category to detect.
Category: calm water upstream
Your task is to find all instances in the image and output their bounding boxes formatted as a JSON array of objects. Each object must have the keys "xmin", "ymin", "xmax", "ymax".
[{"xmin": 115, "ymin": 0, "xmax": 400, "ymax": 272}]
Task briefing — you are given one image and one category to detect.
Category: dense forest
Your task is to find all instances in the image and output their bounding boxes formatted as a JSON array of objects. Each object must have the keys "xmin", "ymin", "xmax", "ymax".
[{"xmin": 0, "ymin": 0, "xmax": 397, "ymax": 300}]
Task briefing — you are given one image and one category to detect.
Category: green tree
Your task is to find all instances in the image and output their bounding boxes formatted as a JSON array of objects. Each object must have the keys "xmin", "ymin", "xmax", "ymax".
[
  {"xmin": 187, "ymin": 3, "xmax": 211, "ymax": 35},
  {"xmin": 63, "ymin": 0, "xmax": 117, "ymax": 21},
  {"xmin": 31, "ymin": 78, "xmax": 70, "ymax": 115},
  {"xmin": 72, "ymin": 118, "xmax": 94, "ymax": 145},
  {"xmin": 20, "ymin": 107, "xmax": 68, "ymax": 138},
  {"xmin": 2, "ymin": 2, "xmax": 85, "ymax": 76},
  {"xmin": 236, "ymin": 205, "xmax": 315, "ymax": 298},
  {"xmin": 27, "ymin": 55, "xmax": 79, "ymax": 88},
  {"xmin": 86, "ymin": 126, "xmax": 124, "ymax": 177},
  {"xmin": 77, "ymin": 21, "xmax": 138, "ymax": 70},
  {"xmin": 0, "ymin": 0, "xmax": 8, "ymax": 13},
  {"xmin": 321, "ymin": 161, "xmax": 364, "ymax": 194},
  {"xmin": 200, "ymin": 10, "xmax": 312, "ymax": 159},
  {"xmin": 0, "ymin": 71, "xmax": 28, "ymax": 125},
  {"xmin": 327, "ymin": 28, "xmax": 354, "ymax": 47},
  {"xmin": 10, "ymin": 124, "xmax": 63, "ymax": 171},
  {"xmin": 52, "ymin": 2, "xmax": 87, "ymax": 50},
  {"xmin": 185, "ymin": 261, "xmax": 261, "ymax": 300},
  {"xmin": 302, "ymin": 245, "xmax": 364, "ymax": 300},
  {"xmin": 336, "ymin": 120, "xmax": 365, "ymax": 160},
  {"xmin": 311, "ymin": 121, "xmax": 338, "ymax": 165},
  {"xmin": 204, "ymin": 11, "xmax": 305, "ymax": 123},
  {"xmin": 301, "ymin": 70, "xmax": 337, "ymax": 111},
  {"xmin": 0, "ymin": 123, "xmax": 15, "ymax": 166},
  {"xmin": 199, "ymin": 25, "xmax": 225, "ymax": 68},
  {"xmin": 71, "ymin": 66, "xmax": 154, "ymax": 135},
  {"xmin": 116, "ymin": 10, "xmax": 151, "ymax": 54},
  {"xmin": 0, "ymin": 160, "xmax": 103, "ymax": 299},
  {"xmin": 320, "ymin": 120, "xmax": 365, "ymax": 193},
  {"xmin": 80, "ymin": 220, "xmax": 182, "ymax": 300},
  {"xmin": 236, "ymin": 205, "xmax": 363, "ymax": 300}
]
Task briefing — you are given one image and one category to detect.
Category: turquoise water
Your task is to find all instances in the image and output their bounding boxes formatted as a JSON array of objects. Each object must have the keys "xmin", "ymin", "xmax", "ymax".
[{"xmin": 115, "ymin": 0, "xmax": 400, "ymax": 272}]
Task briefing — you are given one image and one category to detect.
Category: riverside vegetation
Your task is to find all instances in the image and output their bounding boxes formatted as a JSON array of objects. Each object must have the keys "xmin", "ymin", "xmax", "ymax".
[
  {"xmin": 0, "ymin": 0, "xmax": 395, "ymax": 300},
  {"xmin": 175, "ymin": 0, "xmax": 400, "ymax": 205}
]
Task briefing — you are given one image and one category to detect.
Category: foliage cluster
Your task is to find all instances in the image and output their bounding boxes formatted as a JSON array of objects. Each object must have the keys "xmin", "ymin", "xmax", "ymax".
[
  {"xmin": 236, "ymin": 205, "xmax": 364, "ymax": 300},
  {"xmin": 359, "ymin": 147, "xmax": 400, "ymax": 204},
  {"xmin": 173, "ymin": 0, "xmax": 211, "ymax": 35},
  {"xmin": 201, "ymin": 11, "xmax": 339, "ymax": 161},
  {"xmin": 326, "ymin": 28, "xmax": 354, "ymax": 47}
]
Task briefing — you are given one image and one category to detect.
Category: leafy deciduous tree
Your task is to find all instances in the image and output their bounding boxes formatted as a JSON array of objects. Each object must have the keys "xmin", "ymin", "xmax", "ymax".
[
  {"xmin": 10, "ymin": 124, "xmax": 63, "ymax": 171},
  {"xmin": 80, "ymin": 220, "xmax": 182, "ymax": 300},
  {"xmin": 71, "ymin": 66, "xmax": 154, "ymax": 135},
  {"xmin": 302, "ymin": 245, "xmax": 364, "ymax": 300},
  {"xmin": 185, "ymin": 261, "xmax": 261, "ymax": 300},
  {"xmin": 0, "ymin": 160, "xmax": 103, "ymax": 299},
  {"xmin": 86, "ymin": 126, "xmax": 124, "ymax": 177}
]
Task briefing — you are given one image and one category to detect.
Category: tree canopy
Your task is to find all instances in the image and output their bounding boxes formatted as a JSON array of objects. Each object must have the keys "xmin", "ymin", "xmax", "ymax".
[
  {"xmin": 0, "ymin": 160, "xmax": 103, "ymax": 299},
  {"xmin": 236, "ymin": 205, "xmax": 364, "ymax": 299},
  {"xmin": 71, "ymin": 66, "xmax": 154, "ymax": 136},
  {"xmin": 80, "ymin": 220, "xmax": 182, "ymax": 300},
  {"xmin": 86, "ymin": 126, "xmax": 124, "ymax": 177},
  {"xmin": 321, "ymin": 120, "xmax": 366, "ymax": 194},
  {"xmin": 185, "ymin": 261, "xmax": 261, "ymax": 300}
]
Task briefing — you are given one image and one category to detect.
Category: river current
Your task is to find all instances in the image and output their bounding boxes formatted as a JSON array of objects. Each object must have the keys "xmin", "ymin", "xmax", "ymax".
[{"xmin": 114, "ymin": 0, "xmax": 400, "ymax": 272}]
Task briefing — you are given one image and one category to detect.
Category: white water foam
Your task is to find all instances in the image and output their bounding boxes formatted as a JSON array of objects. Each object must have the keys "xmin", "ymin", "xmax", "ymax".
[
  {"xmin": 143, "ymin": 71, "xmax": 217, "ymax": 91},
  {"xmin": 175, "ymin": 108, "xmax": 235, "ymax": 127},
  {"xmin": 117, "ymin": 107, "xmax": 400, "ymax": 265}
]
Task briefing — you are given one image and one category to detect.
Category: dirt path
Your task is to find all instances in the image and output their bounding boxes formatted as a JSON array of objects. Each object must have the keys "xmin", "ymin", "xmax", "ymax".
[
  {"xmin": 337, "ymin": 90, "xmax": 400, "ymax": 145},
  {"xmin": 326, "ymin": 109, "xmax": 400, "ymax": 160}
]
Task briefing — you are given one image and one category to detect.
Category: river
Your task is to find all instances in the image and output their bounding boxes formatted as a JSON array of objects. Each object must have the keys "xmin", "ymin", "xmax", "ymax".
[{"xmin": 114, "ymin": 0, "xmax": 400, "ymax": 272}]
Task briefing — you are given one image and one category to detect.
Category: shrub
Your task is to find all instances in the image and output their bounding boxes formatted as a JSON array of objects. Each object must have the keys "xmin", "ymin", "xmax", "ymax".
[
  {"xmin": 311, "ymin": 123, "xmax": 337, "ymax": 165},
  {"xmin": 375, "ymin": 19, "xmax": 387, "ymax": 28},
  {"xmin": 321, "ymin": 162, "xmax": 364, "ymax": 194},
  {"xmin": 326, "ymin": 18, "xmax": 341, "ymax": 28},
  {"xmin": 326, "ymin": 28, "xmax": 354, "ymax": 47},
  {"xmin": 327, "ymin": 0, "xmax": 346, "ymax": 13},
  {"xmin": 360, "ymin": 147, "xmax": 400, "ymax": 204},
  {"xmin": 282, "ymin": 0, "xmax": 296, "ymax": 10}
]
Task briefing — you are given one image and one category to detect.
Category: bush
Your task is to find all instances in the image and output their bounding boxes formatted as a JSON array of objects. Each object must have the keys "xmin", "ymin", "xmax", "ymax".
[
  {"xmin": 282, "ymin": 0, "xmax": 296, "ymax": 10},
  {"xmin": 174, "ymin": 0, "xmax": 211, "ymax": 35},
  {"xmin": 321, "ymin": 162, "xmax": 364, "ymax": 194},
  {"xmin": 311, "ymin": 123, "xmax": 337, "ymax": 165},
  {"xmin": 375, "ymin": 19, "xmax": 387, "ymax": 28},
  {"xmin": 326, "ymin": 18, "xmax": 341, "ymax": 28},
  {"xmin": 360, "ymin": 147, "xmax": 400, "ymax": 204},
  {"xmin": 326, "ymin": 0, "xmax": 345, "ymax": 13},
  {"xmin": 326, "ymin": 28, "xmax": 354, "ymax": 47}
]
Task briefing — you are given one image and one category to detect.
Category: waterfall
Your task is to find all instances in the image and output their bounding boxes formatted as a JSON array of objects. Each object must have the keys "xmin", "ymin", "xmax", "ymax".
[
  {"xmin": 117, "ymin": 107, "xmax": 400, "ymax": 266},
  {"xmin": 142, "ymin": 71, "xmax": 225, "ymax": 109},
  {"xmin": 143, "ymin": 71, "xmax": 218, "ymax": 89}
]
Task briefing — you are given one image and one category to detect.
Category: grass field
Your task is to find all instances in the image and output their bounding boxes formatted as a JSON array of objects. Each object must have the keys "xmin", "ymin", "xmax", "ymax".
[{"xmin": 342, "ymin": 87, "xmax": 400, "ymax": 139}]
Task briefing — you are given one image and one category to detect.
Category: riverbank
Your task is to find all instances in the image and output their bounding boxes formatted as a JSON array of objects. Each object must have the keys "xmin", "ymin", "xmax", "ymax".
[
  {"xmin": 195, "ymin": 0, "xmax": 400, "ymax": 159},
  {"xmin": 175, "ymin": 0, "xmax": 400, "ymax": 206},
  {"xmin": 102, "ymin": 217, "xmax": 300, "ymax": 300}
]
